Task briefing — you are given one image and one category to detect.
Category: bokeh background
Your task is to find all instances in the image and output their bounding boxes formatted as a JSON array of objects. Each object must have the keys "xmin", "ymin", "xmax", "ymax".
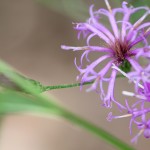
[{"xmin": 0, "ymin": 0, "xmax": 150, "ymax": 150}]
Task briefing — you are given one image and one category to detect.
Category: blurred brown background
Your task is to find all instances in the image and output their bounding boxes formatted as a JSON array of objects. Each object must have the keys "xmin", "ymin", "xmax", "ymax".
[{"xmin": 0, "ymin": 0, "xmax": 149, "ymax": 150}]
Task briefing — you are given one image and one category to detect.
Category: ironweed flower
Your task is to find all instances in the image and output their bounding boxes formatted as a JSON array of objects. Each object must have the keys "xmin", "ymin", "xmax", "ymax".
[
  {"xmin": 62, "ymin": 0, "xmax": 150, "ymax": 109},
  {"xmin": 107, "ymin": 100, "xmax": 150, "ymax": 143},
  {"xmin": 112, "ymin": 61, "xmax": 150, "ymax": 142}
]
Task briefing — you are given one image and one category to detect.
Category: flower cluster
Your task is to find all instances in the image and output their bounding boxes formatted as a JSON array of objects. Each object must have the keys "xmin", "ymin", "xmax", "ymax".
[{"xmin": 62, "ymin": 0, "xmax": 150, "ymax": 142}]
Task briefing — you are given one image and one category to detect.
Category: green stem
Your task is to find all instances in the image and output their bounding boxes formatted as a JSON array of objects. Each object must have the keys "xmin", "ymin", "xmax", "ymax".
[
  {"xmin": 56, "ymin": 108, "xmax": 134, "ymax": 150},
  {"xmin": 44, "ymin": 81, "xmax": 94, "ymax": 91},
  {"xmin": 43, "ymin": 74, "xmax": 123, "ymax": 91}
]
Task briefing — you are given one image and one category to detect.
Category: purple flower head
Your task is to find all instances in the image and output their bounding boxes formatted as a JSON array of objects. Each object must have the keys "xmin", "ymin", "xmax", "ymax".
[
  {"xmin": 112, "ymin": 62, "xmax": 150, "ymax": 142},
  {"xmin": 62, "ymin": 0, "xmax": 150, "ymax": 109},
  {"xmin": 127, "ymin": 70, "xmax": 150, "ymax": 142},
  {"xmin": 107, "ymin": 98, "xmax": 150, "ymax": 142}
]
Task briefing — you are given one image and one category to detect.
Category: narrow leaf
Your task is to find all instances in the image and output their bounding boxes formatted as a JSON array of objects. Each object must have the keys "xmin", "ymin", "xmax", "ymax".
[
  {"xmin": 0, "ymin": 60, "xmax": 134, "ymax": 150},
  {"xmin": 0, "ymin": 90, "xmax": 134, "ymax": 150}
]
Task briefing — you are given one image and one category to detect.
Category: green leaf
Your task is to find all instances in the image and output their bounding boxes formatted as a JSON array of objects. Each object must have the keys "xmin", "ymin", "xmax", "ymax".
[
  {"xmin": 0, "ymin": 74, "xmax": 45, "ymax": 93},
  {"xmin": 0, "ymin": 60, "xmax": 134, "ymax": 150},
  {"xmin": 61, "ymin": 110, "xmax": 134, "ymax": 150},
  {"xmin": 0, "ymin": 61, "xmax": 93, "ymax": 92},
  {"xmin": 0, "ymin": 89, "xmax": 134, "ymax": 150},
  {"xmin": 0, "ymin": 61, "xmax": 44, "ymax": 94},
  {"xmin": 0, "ymin": 90, "xmax": 61, "ymax": 115}
]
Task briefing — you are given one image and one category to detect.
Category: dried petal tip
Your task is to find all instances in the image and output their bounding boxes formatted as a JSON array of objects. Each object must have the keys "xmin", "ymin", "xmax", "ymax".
[
  {"xmin": 61, "ymin": 45, "xmax": 69, "ymax": 50},
  {"xmin": 61, "ymin": 45, "xmax": 87, "ymax": 51},
  {"xmin": 122, "ymin": 91, "xmax": 135, "ymax": 97},
  {"xmin": 61, "ymin": 45, "xmax": 76, "ymax": 50},
  {"xmin": 104, "ymin": 0, "xmax": 112, "ymax": 12}
]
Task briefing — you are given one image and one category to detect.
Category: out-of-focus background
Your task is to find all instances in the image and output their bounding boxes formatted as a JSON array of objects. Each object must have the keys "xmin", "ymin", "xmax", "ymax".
[{"xmin": 0, "ymin": 0, "xmax": 150, "ymax": 150}]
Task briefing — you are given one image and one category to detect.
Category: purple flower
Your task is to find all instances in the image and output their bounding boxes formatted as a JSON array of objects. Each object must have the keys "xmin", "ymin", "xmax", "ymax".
[
  {"xmin": 107, "ymin": 99, "xmax": 150, "ymax": 143},
  {"xmin": 62, "ymin": 0, "xmax": 150, "ymax": 109},
  {"xmin": 112, "ymin": 62, "xmax": 150, "ymax": 142}
]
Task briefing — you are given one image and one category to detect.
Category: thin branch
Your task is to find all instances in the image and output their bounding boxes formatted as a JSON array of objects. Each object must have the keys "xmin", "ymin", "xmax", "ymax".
[{"xmin": 43, "ymin": 81, "xmax": 94, "ymax": 91}]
